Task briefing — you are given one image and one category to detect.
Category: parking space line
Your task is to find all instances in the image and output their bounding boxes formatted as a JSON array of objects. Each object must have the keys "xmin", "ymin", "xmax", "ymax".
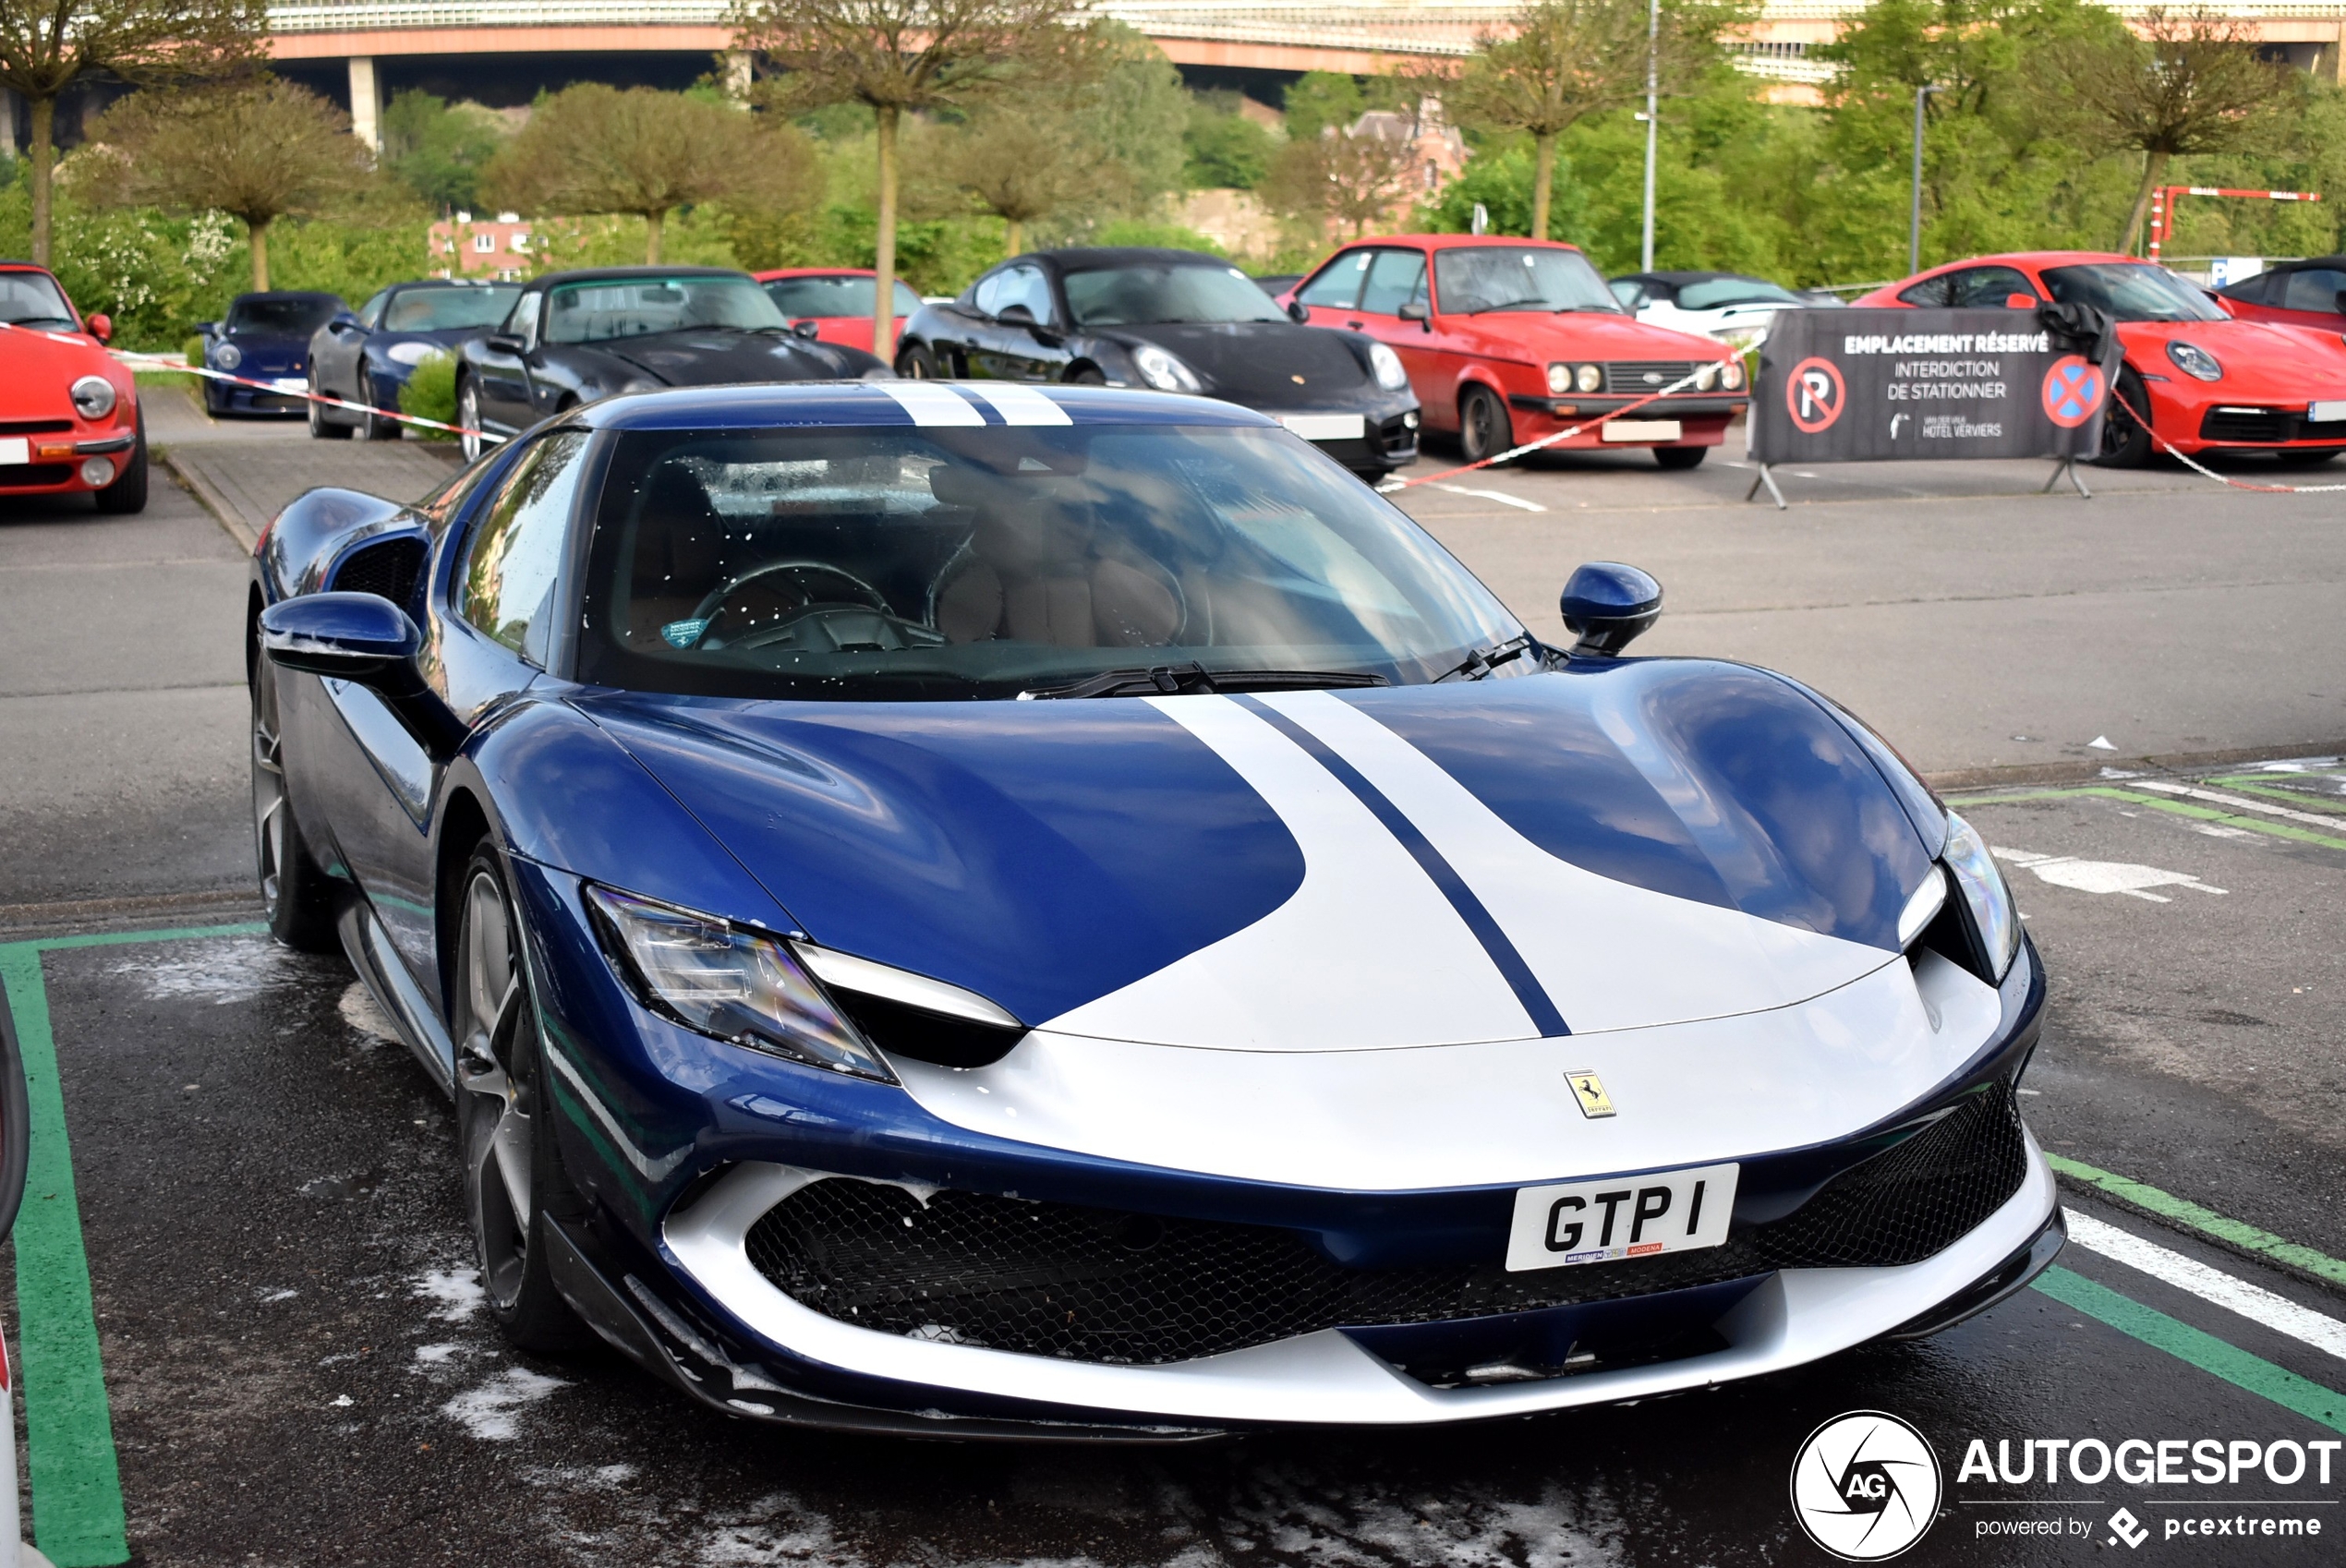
[
  {"xmin": 1945, "ymin": 785, "xmax": 2346, "ymax": 853},
  {"xmin": 2048, "ymin": 1153, "xmax": 2346, "ymax": 1288},
  {"xmin": 0, "ymin": 921, "xmax": 265, "ymax": 1568},
  {"xmin": 1430, "ymin": 483, "xmax": 1546, "ymax": 513},
  {"xmin": 2204, "ymin": 775, "xmax": 2346, "ymax": 814},
  {"xmin": 2065, "ymin": 1211, "xmax": 2346, "ymax": 1362},
  {"xmin": 2125, "ymin": 779, "xmax": 2346, "ymax": 830},
  {"xmin": 2032, "ymin": 1267, "xmax": 2346, "ymax": 1434}
]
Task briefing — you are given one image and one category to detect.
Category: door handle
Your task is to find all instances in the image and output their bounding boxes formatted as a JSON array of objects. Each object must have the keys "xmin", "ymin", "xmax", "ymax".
[{"xmin": 1347, "ymin": 320, "xmax": 1364, "ymax": 330}]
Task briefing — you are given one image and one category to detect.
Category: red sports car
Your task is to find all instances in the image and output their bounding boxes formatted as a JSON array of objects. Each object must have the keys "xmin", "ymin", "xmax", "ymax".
[
  {"xmin": 1854, "ymin": 251, "xmax": 2346, "ymax": 467},
  {"xmin": 1280, "ymin": 235, "xmax": 1746, "ymax": 468},
  {"xmin": 2212, "ymin": 254, "xmax": 2346, "ymax": 334},
  {"xmin": 0, "ymin": 262, "xmax": 146, "ymax": 512},
  {"xmin": 754, "ymin": 268, "xmax": 924, "ymax": 355}
]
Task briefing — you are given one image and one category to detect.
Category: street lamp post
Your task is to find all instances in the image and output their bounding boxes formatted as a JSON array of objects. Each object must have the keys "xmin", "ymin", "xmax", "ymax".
[
  {"xmin": 1639, "ymin": 0, "xmax": 1661, "ymax": 271},
  {"xmin": 1909, "ymin": 83, "xmax": 1942, "ymax": 275}
]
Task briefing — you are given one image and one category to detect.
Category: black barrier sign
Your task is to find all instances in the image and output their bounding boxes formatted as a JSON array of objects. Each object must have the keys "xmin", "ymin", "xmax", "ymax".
[{"xmin": 1752, "ymin": 308, "xmax": 2116, "ymax": 464}]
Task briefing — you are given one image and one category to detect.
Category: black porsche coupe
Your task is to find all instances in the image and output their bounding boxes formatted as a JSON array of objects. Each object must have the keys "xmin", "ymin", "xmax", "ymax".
[
  {"xmin": 451, "ymin": 267, "xmax": 889, "ymax": 459},
  {"xmin": 894, "ymin": 247, "xmax": 1421, "ymax": 478}
]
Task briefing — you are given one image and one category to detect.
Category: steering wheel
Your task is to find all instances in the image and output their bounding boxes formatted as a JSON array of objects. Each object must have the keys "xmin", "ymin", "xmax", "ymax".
[{"xmin": 690, "ymin": 561, "xmax": 937, "ymax": 652}]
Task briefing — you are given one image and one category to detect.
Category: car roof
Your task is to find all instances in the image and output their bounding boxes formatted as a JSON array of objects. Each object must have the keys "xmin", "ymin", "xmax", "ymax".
[
  {"xmin": 1915, "ymin": 251, "xmax": 2136, "ymax": 273},
  {"xmin": 754, "ymin": 268, "xmax": 877, "ymax": 280},
  {"xmin": 577, "ymin": 381, "xmax": 1279, "ymax": 433},
  {"xmin": 390, "ymin": 278, "xmax": 514, "ymax": 290},
  {"xmin": 232, "ymin": 290, "xmax": 344, "ymax": 302},
  {"xmin": 1029, "ymin": 247, "xmax": 1234, "ymax": 272},
  {"xmin": 525, "ymin": 265, "xmax": 751, "ymax": 289},
  {"xmin": 1343, "ymin": 234, "xmax": 1590, "ymax": 254}
]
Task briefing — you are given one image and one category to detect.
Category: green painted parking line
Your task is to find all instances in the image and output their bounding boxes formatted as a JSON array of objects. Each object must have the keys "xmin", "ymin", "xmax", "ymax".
[
  {"xmin": 2048, "ymin": 1153, "xmax": 2346, "ymax": 1289},
  {"xmin": 2033, "ymin": 1267, "xmax": 2346, "ymax": 1434},
  {"xmin": 0, "ymin": 921, "xmax": 265, "ymax": 1568},
  {"xmin": 2204, "ymin": 775, "xmax": 2346, "ymax": 814},
  {"xmin": 1944, "ymin": 784, "xmax": 2346, "ymax": 852}
]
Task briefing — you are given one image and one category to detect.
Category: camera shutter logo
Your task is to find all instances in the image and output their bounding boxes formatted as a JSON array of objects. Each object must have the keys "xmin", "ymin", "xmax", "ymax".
[
  {"xmin": 1789, "ymin": 1410, "xmax": 1942, "ymax": 1561},
  {"xmin": 1786, "ymin": 356, "xmax": 1846, "ymax": 433}
]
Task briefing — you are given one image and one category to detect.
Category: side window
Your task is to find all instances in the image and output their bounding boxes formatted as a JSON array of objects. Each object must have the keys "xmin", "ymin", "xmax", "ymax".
[
  {"xmin": 1610, "ymin": 280, "xmax": 1649, "ymax": 309},
  {"xmin": 1945, "ymin": 266, "xmax": 2038, "ymax": 308},
  {"xmin": 504, "ymin": 291, "xmax": 541, "ymax": 346},
  {"xmin": 1298, "ymin": 250, "xmax": 1372, "ymax": 309},
  {"xmin": 1358, "ymin": 249, "xmax": 1430, "ymax": 316},
  {"xmin": 2282, "ymin": 267, "xmax": 2346, "ymax": 314},
  {"xmin": 458, "ymin": 432, "xmax": 589, "ymax": 665},
  {"xmin": 973, "ymin": 265, "xmax": 1055, "ymax": 324},
  {"xmin": 1896, "ymin": 275, "xmax": 1953, "ymax": 308},
  {"xmin": 357, "ymin": 291, "xmax": 388, "ymax": 329}
]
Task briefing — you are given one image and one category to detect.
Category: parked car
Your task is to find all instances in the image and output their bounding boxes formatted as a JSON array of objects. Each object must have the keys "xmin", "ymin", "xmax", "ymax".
[
  {"xmin": 894, "ymin": 247, "xmax": 1420, "ymax": 478},
  {"xmin": 1250, "ymin": 272, "xmax": 1303, "ymax": 297},
  {"xmin": 451, "ymin": 267, "xmax": 889, "ymax": 460},
  {"xmin": 249, "ymin": 378, "xmax": 2054, "ymax": 1437},
  {"xmin": 1608, "ymin": 270, "xmax": 1817, "ymax": 345},
  {"xmin": 1283, "ymin": 235, "xmax": 1745, "ymax": 469},
  {"xmin": 754, "ymin": 269, "xmax": 923, "ymax": 355},
  {"xmin": 2212, "ymin": 255, "xmax": 2346, "ymax": 333},
  {"xmin": 308, "ymin": 279, "xmax": 522, "ymax": 440},
  {"xmin": 197, "ymin": 292, "xmax": 345, "ymax": 416},
  {"xmin": 0, "ymin": 261, "xmax": 146, "ymax": 513},
  {"xmin": 1855, "ymin": 252, "xmax": 2346, "ymax": 466}
]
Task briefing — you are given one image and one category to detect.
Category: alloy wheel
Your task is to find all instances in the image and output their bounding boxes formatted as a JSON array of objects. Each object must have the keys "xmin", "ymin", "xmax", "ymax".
[
  {"xmin": 458, "ymin": 382, "xmax": 482, "ymax": 463},
  {"xmin": 458, "ymin": 867, "xmax": 537, "ymax": 1311},
  {"xmin": 249, "ymin": 689, "xmax": 287, "ymax": 919}
]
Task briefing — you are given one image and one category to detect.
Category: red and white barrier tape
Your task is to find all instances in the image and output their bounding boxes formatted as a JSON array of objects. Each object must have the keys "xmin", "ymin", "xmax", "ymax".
[
  {"xmin": 106, "ymin": 345, "xmax": 505, "ymax": 443},
  {"xmin": 2108, "ymin": 386, "xmax": 2346, "ymax": 494},
  {"xmin": 1378, "ymin": 359, "xmax": 1730, "ymax": 491}
]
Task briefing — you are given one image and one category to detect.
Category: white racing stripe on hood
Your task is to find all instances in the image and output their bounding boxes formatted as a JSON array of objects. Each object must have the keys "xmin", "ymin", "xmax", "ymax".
[
  {"xmin": 1037, "ymin": 694, "xmax": 1537, "ymax": 1049},
  {"xmin": 877, "ymin": 380, "xmax": 986, "ymax": 426},
  {"xmin": 1255, "ymin": 689, "xmax": 1895, "ymax": 1032}
]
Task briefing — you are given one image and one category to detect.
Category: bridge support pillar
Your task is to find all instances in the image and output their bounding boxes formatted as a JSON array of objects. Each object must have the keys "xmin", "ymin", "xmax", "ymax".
[{"xmin": 349, "ymin": 55, "xmax": 381, "ymax": 151}]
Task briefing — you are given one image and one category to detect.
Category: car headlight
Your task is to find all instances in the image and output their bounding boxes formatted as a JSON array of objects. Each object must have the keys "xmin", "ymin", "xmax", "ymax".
[
  {"xmin": 212, "ymin": 342, "xmax": 243, "ymax": 370},
  {"xmin": 1693, "ymin": 362, "xmax": 1718, "ymax": 391},
  {"xmin": 1546, "ymin": 362, "xmax": 1572, "ymax": 394},
  {"xmin": 1721, "ymin": 357, "xmax": 1746, "ymax": 391},
  {"xmin": 1367, "ymin": 341, "xmax": 1410, "ymax": 392},
  {"xmin": 1940, "ymin": 812, "xmax": 2020, "ymax": 983},
  {"xmin": 1574, "ymin": 363, "xmax": 1602, "ymax": 393},
  {"xmin": 1130, "ymin": 343, "xmax": 1203, "ymax": 393},
  {"xmin": 69, "ymin": 375, "xmax": 117, "ymax": 418},
  {"xmin": 2166, "ymin": 341, "xmax": 2222, "ymax": 382},
  {"xmin": 384, "ymin": 341, "xmax": 435, "ymax": 367},
  {"xmin": 584, "ymin": 886, "xmax": 896, "ymax": 1083}
]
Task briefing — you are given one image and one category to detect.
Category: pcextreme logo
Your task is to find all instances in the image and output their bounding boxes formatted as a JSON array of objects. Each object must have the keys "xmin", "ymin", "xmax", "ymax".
[{"xmin": 1790, "ymin": 1410, "xmax": 1943, "ymax": 1561}]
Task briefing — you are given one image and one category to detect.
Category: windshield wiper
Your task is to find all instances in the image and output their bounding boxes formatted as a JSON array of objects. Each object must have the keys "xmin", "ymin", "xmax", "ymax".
[
  {"xmin": 1434, "ymin": 635, "xmax": 1538, "ymax": 682},
  {"xmin": 1466, "ymin": 297, "xmax": 1553, "ymax": 315},
  {"xmin": 1021, "ymin": 663, "xmax": 1389, "ymax": 700}
]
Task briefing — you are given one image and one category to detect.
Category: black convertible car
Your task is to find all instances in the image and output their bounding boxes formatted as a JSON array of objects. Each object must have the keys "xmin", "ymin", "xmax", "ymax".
[
  {"xmin": 452, "ymin": 267, "xmax": 889, "ymax": 459},
  {"xmin": 895, "ymin": 248, "xmax": 1421, "ymax": 478}
]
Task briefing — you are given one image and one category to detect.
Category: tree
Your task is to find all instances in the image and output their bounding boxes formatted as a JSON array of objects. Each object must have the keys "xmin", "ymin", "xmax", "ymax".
[
  {"xmin": 940, "ymin": 103, "xmax": 1113, "ymax": 253},
  {"xmin": 381, "ymin": 90, "xmax": 510, "ymax": 212},
  {"xmin": 80, "ymin": 78, "xmax": 373, "ymax": 289},
  {"xmin": 1184, "ymin": 93, "xmax": 1277, "ymax": 189},
  {"xmin": 2043, "ymin": 7, "xmax": 2293, "ymax": 253},
  {"xmin": 480, "ymin": 83, "xmax": 820, "ymax": 264},
  {"xmin": 731, "ymin": 0, "xmax": 1105, "ymax": 356},
  {"xmin": 1425, "ymin": 0, "xmax": 1723, "ymax": 242},
  {"xmin": 1261, "ymin": 119, "xmax": 1422, "ymax": 240},
  {"xmin": 0, "ymin": 0, "xmax": 265, "ymax": 264}
]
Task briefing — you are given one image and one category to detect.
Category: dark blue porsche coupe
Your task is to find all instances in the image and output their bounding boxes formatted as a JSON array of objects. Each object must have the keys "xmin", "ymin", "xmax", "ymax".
[{"xmin": 249, "ymin": 380, "xmax": 2056, "ymax": 1438}]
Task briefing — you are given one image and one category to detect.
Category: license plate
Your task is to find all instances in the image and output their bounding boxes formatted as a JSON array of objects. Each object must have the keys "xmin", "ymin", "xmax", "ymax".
[
  {"xmin": 1281, "ymin": 413, "xmax": 1366, "ymax": 441},
  {"xmin": 272, "ymin": 377, "xmax": 309, "ymax": 393},
  {"xmin": 2309, "ymin": 400, "xmax": 2346, "ymax": 423},
  {"xmin": 1601, "ymin": 419, "xmax": 1682, "ymax": 442},
  {"xmin": 1505, "ymin": 1162, "xmax": 1738, "ymax": 1272},
  {"xmin": 0, "ymin": 438, "xmax": 27, "ymax": 466}
]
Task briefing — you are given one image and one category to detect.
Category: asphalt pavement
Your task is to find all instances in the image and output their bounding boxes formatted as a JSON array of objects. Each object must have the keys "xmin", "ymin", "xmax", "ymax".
[{"xmin": 3, "ymin": 416, "xmax": 2343, "ymax": 1566}]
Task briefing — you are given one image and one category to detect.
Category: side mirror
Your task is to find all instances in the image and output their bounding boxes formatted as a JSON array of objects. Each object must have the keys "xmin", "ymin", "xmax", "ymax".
[
  {"xmin": 85, "ymin": 312, "xmax": 112, "ymax": 344},
  {"xmin": 790, "ymin": 319, "xmax": 820, "ymax": 339},
  {"xmin": 1397, "ymin": 300, "xmax": 1429, "ymax": 322},
  {"xmin": 1287, "ymin": 299, "xmax": 1311, "ymax": 323},
  {"xmin": 485, "ymin": 332, "xmax": 526, "ymax": 355},
  {"xmin": 2003, "ymin": 293, "xmax": 2038, "ymax": 310},
  {"xmin": 1558, "ymin": 561, "xmax": 1663, "ymax": 658},
  {"xmin": 195, "ymin": 321, "xmax": 217, "ymax": 337},
  {"xmin": 997, "ymin": 303, "xmax": 1036, "ymax": 326},
  {"xmin": 260, "ymin": 593, "xmax": 421, "ymax": 682}
]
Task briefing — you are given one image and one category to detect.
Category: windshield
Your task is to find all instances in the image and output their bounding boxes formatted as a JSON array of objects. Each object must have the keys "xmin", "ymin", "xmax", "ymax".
[
  {"xmin": 2041, "ymin": 263, "xmax": 2225, "ymax": 323},
  {"xmin": 764, "ymin": 275, "xmax": 924, "ymax": 319},
  {"xmin": 227, "ymin": 296, "xmax": 340, "ymax": 335},
  {"xmin": 384, "ymin": 285, "xmax": 521, "ymax": 332},
  {"xmin": 1064, "ymin": 265, "xmax": 1289, "ymax": 327},
  {"xmin": 1677, "ymin": 277, "xmax": 1804, "ymax": 310},
  {"xmin": 0, "ymin": 271, "xmax": 75, "ymax": 328},
  {"xmin": 1434, "ymin": 247, "xmax": 1618, "ymax": 315},
  {"xmin": 578, "ymin": 423, "xmax": 1523, "ymax": 701},
  {"xmin": 543, "ymin": 276, "xmax": 786, "ymax": 344}
]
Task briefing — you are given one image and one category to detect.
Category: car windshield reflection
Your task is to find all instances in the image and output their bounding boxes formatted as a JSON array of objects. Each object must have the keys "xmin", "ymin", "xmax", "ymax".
[
  {"xmin": 384, "ymin": 286, "xmax": 522, "ymax": 333},
  {"xmin": 0, "ymin": 271, "xmax": 75, "ymax": 328},
  {"xmin": 2041, "ymin": 263, "xmax": 2226, "ymax": 323},
  {"xmin": 1063, "ymin": 265, "xmax": 1290, "ymax": 327},
  {"xmin": 543, "ymin": 277, "xmax": 789, "ymax": 344}
]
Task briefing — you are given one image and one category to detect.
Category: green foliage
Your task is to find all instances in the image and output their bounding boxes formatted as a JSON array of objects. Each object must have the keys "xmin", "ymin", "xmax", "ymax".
[
  {"xmin": 1081, "ymin": 22, "xmax": 1191, "ymax": 211},
  {"xmin": 399, "ymin": 349, "xmax": 460, "ymax": 440},
  {"xmin": 1184, "ymin": 94, "xmax": 1277, "ymax": 189},
  {"xmin": 1282, "ymin": 72, "xmax": 1408, "ymax": 142},
  {"xmin": 381, "ymin": 91, "xmax": 510, "ymax": 212},
  {"xmin": 1093, "ymin": 218, "xmax": 1226, "ymax": 256},
  {"xmin": 1419, "ymin": 139, "xmax": 1556, "ymax": 240}
]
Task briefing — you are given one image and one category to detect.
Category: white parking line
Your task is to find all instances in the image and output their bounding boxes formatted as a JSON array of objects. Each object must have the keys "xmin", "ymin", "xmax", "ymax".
[
  {"xmin": 2126, "ymin": 779, "xmax": 2346, "ymax": 830},
  {"xmin": 1432, "ymin": 484, "xmax": 1547, "ymax": 513},
  {"xmin": 2064, "ymin": 1209, "xmax": 2346, "ymax": 1363}
]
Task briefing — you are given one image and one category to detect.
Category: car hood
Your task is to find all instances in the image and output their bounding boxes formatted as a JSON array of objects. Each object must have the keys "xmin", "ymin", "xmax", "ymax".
[
  {"xmin": 1106, "ymin": 322, "xmax": 1375, "ymax": 407},
  {"xmin": 1, "ymin": 328, "xmax": 118, "ymax": 418},
  {"xmin": 2120, "ymin": 318, "xmax": 2346, "ymax": 393},
  {"xmin": 1442, "ymin": 310, "xmax": 1728, "ymax": 366},
  {"xmin": 574, "ymin": 660, "xmax": 1938, "ymax": 1048},
  {"xmin": 596, "ymin": 329, "xmax": 870, "ymax": 385}
]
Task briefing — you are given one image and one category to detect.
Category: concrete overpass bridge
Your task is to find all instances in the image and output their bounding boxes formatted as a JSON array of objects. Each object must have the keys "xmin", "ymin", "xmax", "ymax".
[{"xmin": 254, "ymin": 0, "xmax": 2346, "ymax": 145}]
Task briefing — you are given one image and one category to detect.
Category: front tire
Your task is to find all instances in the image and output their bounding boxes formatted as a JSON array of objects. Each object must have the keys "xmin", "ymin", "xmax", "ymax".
[
  {"xmin": 1457, "ymin": 384, "xmax": 1513, "ymax": 464},
  {"xmin": 308, "ymin": 383, "xmax": 352, "ymax": 440},
  {"xmin": 457, "ymin": 377, "xmax": 485, "ymax": 463},
  {"xmin": 2093, "ymin": 366, "xmax": 2154, "ymax": 468},
  {"xmin": 92, "ymin": 420, "xmax": 149, "ymax": 513},
  {"xmin": 361, "ymin": 374, "xmax": 401, "ymax": 441},
  {"xmin": 895, "ymin": 342, "xmax": 939, "ymax": 379},
  {"xmin": 250, "ymin": 662, "xmax": 340, "ymax": 952},
  {"xmin": 1653, "ymin": 444, "xmax": 1707, "ymax": 470},
  {"xmin": 454, "ymin": 848, "xmax": 591, "ymax": 1353}
]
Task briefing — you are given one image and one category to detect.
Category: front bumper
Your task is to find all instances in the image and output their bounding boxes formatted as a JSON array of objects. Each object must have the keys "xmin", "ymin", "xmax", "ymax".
[
  {"xmin": 1505, "ymin": 394, "xmax": 1744, "ymax": 448},
  {"xmin": 2192, "ymin": 404, "xmax": 2346, "ymax": 450},
  {"xmin": 0, "ymin": 428, "xmax": 139, "ymax": 493}
]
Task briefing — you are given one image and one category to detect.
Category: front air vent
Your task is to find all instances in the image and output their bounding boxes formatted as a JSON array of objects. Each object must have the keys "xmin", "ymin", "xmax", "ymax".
[
  {"xmin": 830, "ymin": 990, "xmax": 1025, "ymax": 1069},
  {"xmin": 329, "ymin": 536, "xmax": 427, "ymax": 609}
]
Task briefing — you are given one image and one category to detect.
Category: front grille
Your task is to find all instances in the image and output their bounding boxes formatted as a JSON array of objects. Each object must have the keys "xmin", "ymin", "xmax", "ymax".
[
  {"xmin": 0, "ymin": 419, "xmax": 75, "ymax": 437},
  {"xmin": 1602, "ymin": 360, "xmax": 1704, "ymax": 394},
  {"xmin": 329, "ymin": 537, "xmax": 427, "ymax": 607},
  {"xmin": 745, "ymin": 1083, "xmax": 2029, "ymax": 1366},
  {"xmin": 2201, "ymin": 407, "xmax": 2296, "ymax": 443},
  {"xmin": 0, "ymin": 464, "xmax": 75, "ymax": 488}
]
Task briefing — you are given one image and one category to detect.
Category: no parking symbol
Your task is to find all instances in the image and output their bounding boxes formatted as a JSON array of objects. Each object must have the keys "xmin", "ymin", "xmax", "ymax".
[
  {"xmin": 2042, "ymin": 356, "xmax": 2106, "ymax": 428},
  {"xmin": 1786, "ymin": 356, "xmax": 1845, "ymax": 433}
]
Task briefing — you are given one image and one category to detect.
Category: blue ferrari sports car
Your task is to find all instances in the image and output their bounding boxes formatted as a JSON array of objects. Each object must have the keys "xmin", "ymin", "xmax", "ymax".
[{"xmin": 248, "ymin": 379, "xmax": 2058, "ymax": 1438}]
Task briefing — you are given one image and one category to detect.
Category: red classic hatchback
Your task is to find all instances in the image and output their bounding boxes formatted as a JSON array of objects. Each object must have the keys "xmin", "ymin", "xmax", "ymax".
[
  {"xmin": 1281, "ymin": 235, "xmax": 1746, "ymax": 468},
  {"xmin": 0, "ymin": 262, "xmax": 146, "ymax": 513}
]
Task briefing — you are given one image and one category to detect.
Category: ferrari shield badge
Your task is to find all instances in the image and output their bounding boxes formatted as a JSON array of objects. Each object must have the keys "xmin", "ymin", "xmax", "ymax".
[{"xmin": 1566, "ymin": 1071, "xmax": 1616, "ymax": 1119}]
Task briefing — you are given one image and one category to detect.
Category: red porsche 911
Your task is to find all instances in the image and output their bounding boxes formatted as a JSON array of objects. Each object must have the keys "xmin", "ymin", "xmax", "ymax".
[
  {"xmin": 1854, "ymin": 252, "xmax": 2346, "ymax": 467},
  {"xmin": 0, "ymin": 261, "xmax": 146, "ymax": 512}
]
